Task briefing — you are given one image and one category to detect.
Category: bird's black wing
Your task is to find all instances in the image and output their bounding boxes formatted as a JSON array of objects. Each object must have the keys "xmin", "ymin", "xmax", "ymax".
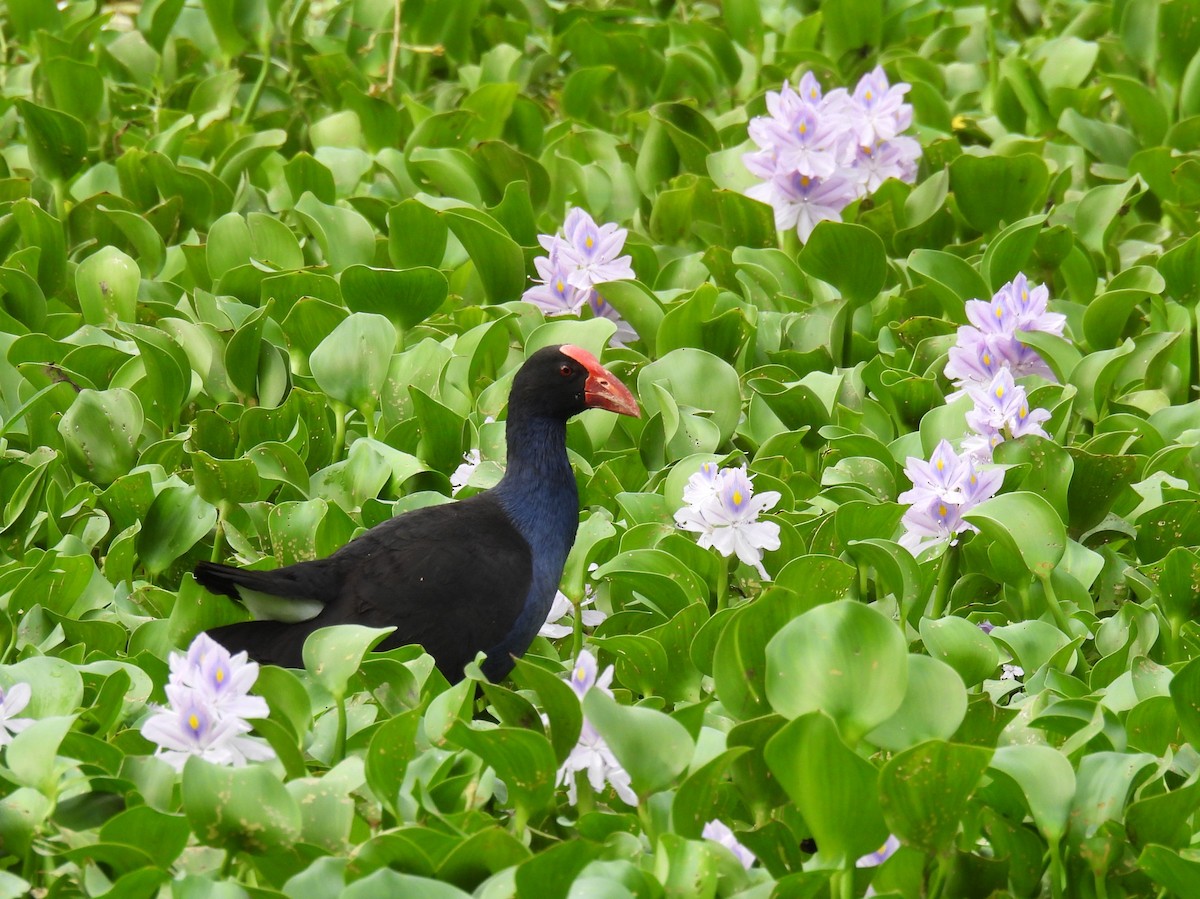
[
  {"xmin": 329, "ymin": 494, "xmax": 534, "ymax": 676},
  {"xmin": 209, "ymin": 494, "xmax": 534, "ymax": 678}
]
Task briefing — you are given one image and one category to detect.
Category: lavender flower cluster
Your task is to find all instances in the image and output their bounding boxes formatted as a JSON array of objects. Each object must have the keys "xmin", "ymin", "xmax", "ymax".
[
  {"xmin": 554, "ymin": 651, "xmax": 637, "ymax": 806},
  {"xmin": 897, "ymin": 274, "xmax": 1065, "ymax": 553},
  {"xmin": 945, "ymin": 274, "xmax": 1061, "ymax": 462},
  {"xmin": 521, "ymin": 207, "xmax": 637, "ymax": 346},
  {"xmin": 743, "ymin": 68, "xmax": 921, "ymax": 242},
  {"xmin": 140, "ymin": 633, "xmax": 275, "ymax": 771},
  {"xmin": 674, "ymin": 462, "xmax": 781, "ymax": 580},
  {"xmin": 898, "ymin": 440, "xmax": 1003, "ymax": 556}
]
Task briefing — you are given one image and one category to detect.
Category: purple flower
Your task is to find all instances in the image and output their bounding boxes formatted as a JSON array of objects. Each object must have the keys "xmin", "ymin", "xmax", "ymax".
[
  {"xmin": 743, "ymin": 71, "xmax": 919, "ymax": 244},
  {"xmin": 898, "ymin": 442, "xmax": 1001, "ymax": 556},
  {"xmin": 556, "ymin": 651, "xmax": 636, "ymax": 806},
  {"xmin": 522, "ymin": 209, "xmax": 637, "ymax": 346},
  {"xmin": 539, "ymin": 588, "xmax": 606, "ymax": 639},
  {"xmin": 897, "ymin": 439, "xmax": 968, "ymax": 506},
  {"xmin": 963, "ymin": 369, "xmax": 1051, "ymax": 461},
  {"xmin": 141, "ymin": 698, "xmax": 274, "ymax": 772},
  {"xmin": 1001, "ymin": 663, "xmax": 1024, "ymax": 681},
  {"xmin": 557, "ymin": 208, "xmax": 635, "ymax": 291},
  {"xmin": 977, "ymin": 620, "xmax": 995, "ymax": 635},
  {"xmin": 946, "ymin": 275, "xmax": 1062, "ymax": 395},
  {"xmin": 675, "ymin": 465, "xmax": 781, "ymax": 579},
  {"xmin": 0, "ymin": 683, "xmax": 34, "ymax": 746},
  {"xmin": 857, "ymin": 834, "xmax": 901, "ymax": 867},
  {"xmin": 702, "ymin": 819, "xmax": 756, "ymax": 870},
  {"xmin": 142, "ymin": 633, "xmax": 274, "ymax": 771},
  {"xmin": 845, "ymin": 67, "xmax": 913, "ymax": 146},
  {"xmin": 747, "ymin": 171, "xmax": 858, "ymax": 243}
]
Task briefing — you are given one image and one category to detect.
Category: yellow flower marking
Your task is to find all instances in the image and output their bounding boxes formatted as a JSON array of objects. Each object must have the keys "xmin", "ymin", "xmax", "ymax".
[
  {"xmin": 865, "ymin": 90, "xmax": 873, "ymax": 101},
  {"xmin": 188, "ymin": 713, "xmax": 200, "ymax": 731},
  {"xmin": 586, "ymin": 236, "xmax": 594, "ymax": 249},
  {"xmin": 574, "ymin": 666, "xmax": 587, "ymax": 683},
  {"xmin": 732, "ymin": 490, "xmax": 744, "ymax": 505},
  {"xmin": 1019, "ymin": 405, "xmax": 1028, "ymax": 418},
  {"xmin": 556, "ymin": 279, "xmax": 564, "ymax": 293},
  {"xmin": 935, "ymin": 458, "xmax": 944, "ymax": 471},
  {"xmin": 216, "ymin": 667, "xmax": 225, "ymax": 684},
  {"xmin": 995, "ymin": 386, "xmax": 1005, "ymax": 399},
  {"xmin": 938, "ymin": 504, "xmax": 947, "ymax": 516},
  {"xmin": 995, "ymin": 306, "xmax": 1003, "ymax": 318},
  {"xmin": 982, "ymin": 353, "xmax": 991, "ymax": 366},
  {"xmin": 798, "ymin": 121, "xmax": 807, "ymax": 135},
  {"xmin": 800, "ymin": 175, "xmax": 810, "ymax": 187}
]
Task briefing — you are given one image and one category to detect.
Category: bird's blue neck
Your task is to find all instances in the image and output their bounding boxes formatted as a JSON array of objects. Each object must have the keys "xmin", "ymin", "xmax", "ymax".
[
  {"xmin": 486, "ymin": 413, "xmax": 579, "ymax": 677},
  {"xmin": 493, "ymin": 413, "xmax": 579, "ymax": 558}
]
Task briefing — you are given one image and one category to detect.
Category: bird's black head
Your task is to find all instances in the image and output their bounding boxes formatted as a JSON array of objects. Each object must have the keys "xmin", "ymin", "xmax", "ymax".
[{"xmin": 508, "ymin": 345, "xmax": 639, "ymax": 422}]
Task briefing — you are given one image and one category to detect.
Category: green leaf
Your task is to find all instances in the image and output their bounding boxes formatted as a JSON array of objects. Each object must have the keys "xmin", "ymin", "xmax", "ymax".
[
  {"xmin": 447, "ymin": 722, "xmax": 558, "ymax": 819},
  {"xmin": 303, "ymin": 624, "xmax": 396, "ymax": 699},
  {"xmin": 58, "ymin": 388, "xmax": 143, "ymax": 486},
  {"xmin": 182, "ymin": 757, "xmax": 301, "ymax": 855},
  {"xmin": 765, "ymin": 599, "xmax": 908, "ymax": 743},
  {"xmin": 583, "ymin": 688, "xmax": 694, "ymax": 796},
  {"xmin": 949, "ymin": 154, "xmax": 1049, "ymax": 233},
  {"xmin": 919, "ymin": 616, "xmax": 1000, "ymax": 687},
  {"xmin": 963, "ymin": 491, "xmax": 1066, "ymax": 582},
  {"xmin": 990, "ymin": 744, "xmax": 1075, "ymax": 843},
  {"xmin": 440, "ymin": 205, "xmax": 526, "ymax": 303},
  {"xmin": 879, "ymin": 740, "xmax": 992, "ymax": 855},
  {"xmin": 75, "ymin": 246, "xmax": 140, "ymax": 327},
  {"xmin": 797, "ymin": 220, "xmax": 887, "ymax": 306},
  {"xmin": 7, "ymin": 716, "xmax": 77, "ymax": 796},
  {"xmin": 310, "ymin": 312, "xmax": 397, "ymax": 412},
  {"xmin": 137, "ymin": 485, "xmax": 217, "ymax": 576},
  {"xmin": 15, "ymin": 99, "xmax": 88, "ymax": 183},
  {"xmin": 865, "ymin": 655, "xmax": 968, "ymax": 751},
  {"xmin": 764, "ymin": 711, "xmax": 889, "ymax": 865},
  {"xmin": 342, "ymin": 265, "xmax": 448, "ymax": 330},
  {"xmin": 294, "ymin": 192, "xmax": 376, "ymax": 273}
]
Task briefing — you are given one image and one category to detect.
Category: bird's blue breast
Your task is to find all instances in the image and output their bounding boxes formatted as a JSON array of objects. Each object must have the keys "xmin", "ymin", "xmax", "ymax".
[{"xmin": 485, "ymin": 467, "xmax": 579, "ymax": 679}]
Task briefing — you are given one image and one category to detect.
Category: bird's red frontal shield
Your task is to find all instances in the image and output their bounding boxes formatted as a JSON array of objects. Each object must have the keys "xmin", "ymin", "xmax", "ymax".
[{"xmin": 560, "ymin": 344, "xmax": 640, "ymax": 418}]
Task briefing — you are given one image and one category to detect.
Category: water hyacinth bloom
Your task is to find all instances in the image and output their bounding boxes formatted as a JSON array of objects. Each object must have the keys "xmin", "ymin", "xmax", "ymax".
[
  {"xmin": 702, "ymin": 819, "xmax": 756, "ymax": 870},
  {"xmin": 555, "ymin": 651, "xmax": 637, "ymax": 806},
  {"xmin": 141, "ymin": 633, "xmax": 274, "ymax": 771},
  {"xmin": 898, "ymin": 441, "xmax": 1002, "ymax": 556},
  {"xmin": 675, "ymin": 464, "xmax": 781, "ymax": 579},
  {"xmin": 945, "ymin": 275, "xmax": 1062, "ymax": 397},
  {"xmin": 743, "ymin": 68, "xmax": 921, "ymax": 243},
  {"xmin": 857, "ymin": 834, "xmax": 901, "ymax": 867},
  {"xmin": 962, "ymin": 369, "xmax": 1051, "ymax": 462},
  {"xmin": 538, "ymin": 588, "xmax": 606, "ymax": 639},
  {"xmin": 522, "ymin": 208, "xmax": 637, "ymax": 346},
  {"xmin": 141, "ymin": 699, "xmax": 275, "ymax": 772},
  {"xmin": 450, "ymin": 448, "xmax": 482, "ymax": 495},
  {"xmin": 1001, "ymin": 663, "xmax": 1025, "ymax": 681},
  {"xmin": 0, "ymin": 683, "xmax": 34, "ymax": 746}
]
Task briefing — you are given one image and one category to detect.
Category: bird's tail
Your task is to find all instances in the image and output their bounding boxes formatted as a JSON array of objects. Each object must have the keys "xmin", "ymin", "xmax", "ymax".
[{"xmin": 194, "ymin": 561, "xmax": 297, "ymax": 598}]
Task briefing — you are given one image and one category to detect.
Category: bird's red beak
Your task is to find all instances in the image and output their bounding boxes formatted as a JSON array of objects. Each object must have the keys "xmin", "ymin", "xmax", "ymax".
[{"xmin": 560, "ymin": 344, "xmax": 640, "ymax": 418}]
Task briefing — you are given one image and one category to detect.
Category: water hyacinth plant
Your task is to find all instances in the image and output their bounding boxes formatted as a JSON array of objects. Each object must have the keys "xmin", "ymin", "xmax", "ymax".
[
  {"xmin": 674, "ymin": 462, "xmax": 782, "ymax": 580},
  {"xmin": 744, "ymin": 68, "xmax": 921, "ymax": 241},
  {"xmin": 521, "ymin": 207, "xmax": 638, "ymax": 345},
  {"xmin": 140, "ymin": 634, "xmax": 274, "ymax": 771},
  {"xmin": 5, "ymin": 1, "xmax": 1200, "ymax": 897}
]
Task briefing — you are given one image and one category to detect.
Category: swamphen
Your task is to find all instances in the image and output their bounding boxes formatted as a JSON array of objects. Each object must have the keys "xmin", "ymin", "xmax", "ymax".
[{"xmin": 194, "ymin": 345, "xmax": 639, "ymax": 682}]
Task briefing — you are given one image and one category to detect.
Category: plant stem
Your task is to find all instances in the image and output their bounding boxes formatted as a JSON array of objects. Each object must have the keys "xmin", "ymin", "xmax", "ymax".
[
  {"xmin": 715, "ymin": 554, "xmax": 732, "ymax": 611},
  {"xmin": 219, "ymin": 848, "xmax": 237, "ymax": 880},
  {"xmin": 386, "ymin": 0, "xmax": 403, "ymax": 97},
  {"xmin": 239, "ymin": 49, "xmax": 272, "ymax": 126},
  {"xmin": 1049, "ymin": 839, "xmax": 1065, "ymax": 899},
  {"xmin": 210, "ymin": 506, "xmax": 227, "ymax": 563},
  {"xmin": 332, "ymin": 401, "xmax": 348, "ymax": 462},
  {"xmin": 841, "ymin": 299, "xmax": 855, "ymax": 368},
  {"xmin": 571, "ymin": 598, "xmax": 584, "ymax": 662},
  {"xmin": 575, "ymin": 770, "xmax": 594, "ymax": 817},
  {"xmin": 930, "ymin": 543, "xmax": 958, "ymax": 619},
  {"xmin": 333, "ymin": 694, "xmax": 348, "ymax": 763}
]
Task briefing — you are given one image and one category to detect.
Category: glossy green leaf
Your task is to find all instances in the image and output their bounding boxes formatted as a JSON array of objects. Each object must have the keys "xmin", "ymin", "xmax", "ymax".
[{"xmin": 764, "ymin": 600, "xmax": 908, "ymax": 743}]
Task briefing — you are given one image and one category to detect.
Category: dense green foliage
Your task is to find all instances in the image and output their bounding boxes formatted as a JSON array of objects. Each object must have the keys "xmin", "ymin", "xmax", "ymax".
[{"xmin": 2, "ymin": 0, "xmax": 1200, "ymax": 896}]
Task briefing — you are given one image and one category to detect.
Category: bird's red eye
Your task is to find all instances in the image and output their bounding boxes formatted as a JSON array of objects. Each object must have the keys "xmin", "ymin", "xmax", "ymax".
[{"xmin": 559, "ymin": 364, "xmax": 572, "ymax": 377}]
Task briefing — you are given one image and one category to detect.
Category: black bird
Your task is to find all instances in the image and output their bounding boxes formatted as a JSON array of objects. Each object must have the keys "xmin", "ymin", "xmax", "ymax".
[{"xmin": 195, "ymin": 344, "xmax": 639, "ymax": 683}]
